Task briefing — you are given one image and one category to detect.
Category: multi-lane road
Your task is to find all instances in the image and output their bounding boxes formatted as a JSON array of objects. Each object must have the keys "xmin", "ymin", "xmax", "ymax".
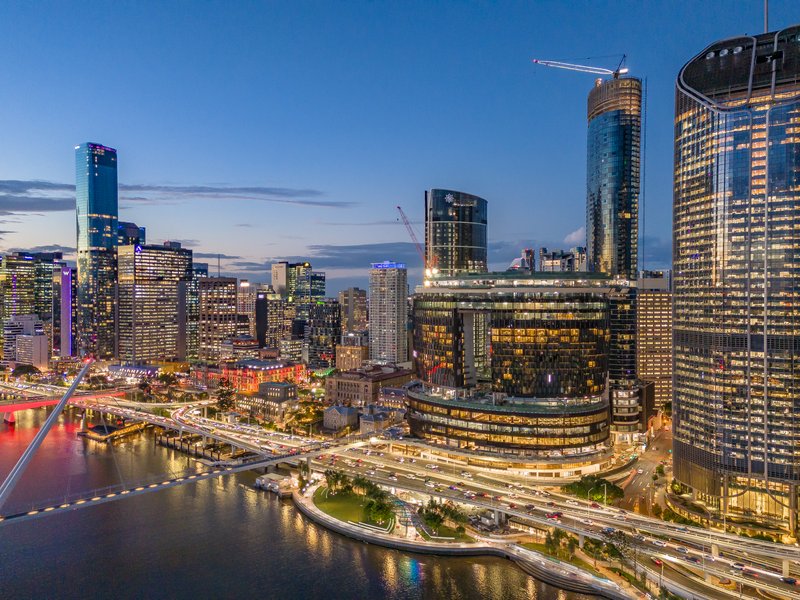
[{"xmin": 6, "ymin": 383, "xmax": 800, "ymax": 599}]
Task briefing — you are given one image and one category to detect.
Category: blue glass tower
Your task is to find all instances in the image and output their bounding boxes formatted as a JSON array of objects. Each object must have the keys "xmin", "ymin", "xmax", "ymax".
[
  {"xmin": 75, "ymin": 142, "xmax": 118, "ymax": 358},
  {"xmin": 586, "ymin": 77, "xmax": 641, "ymax": 280}
]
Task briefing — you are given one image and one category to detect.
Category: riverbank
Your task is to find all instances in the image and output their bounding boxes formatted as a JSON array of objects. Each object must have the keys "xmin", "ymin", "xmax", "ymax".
[{"xmin": 292, "ymin": 485, "xmax": 633, "ymax": 600}]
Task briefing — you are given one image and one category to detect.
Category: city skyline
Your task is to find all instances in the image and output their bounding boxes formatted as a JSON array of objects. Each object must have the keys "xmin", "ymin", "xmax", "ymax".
[{"xmin": 0, "ymin": 2, "xmax": 796, "ymax": 293}]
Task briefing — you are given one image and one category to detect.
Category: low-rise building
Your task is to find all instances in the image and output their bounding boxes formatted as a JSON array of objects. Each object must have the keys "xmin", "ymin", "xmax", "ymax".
[
  {"xmin": 324, "ymin": 364, "xmax": 414, "ymax": 407},
  {"xmin": 323, "ymin": 405, "xmax": 359, "ymax": 431},
  {"xmin": 359, "ymin": 412, "xmax": 391, "ymax": 435},
  {"xmin": 220, "ymin": 335, "xmax": 260, "ymax": 361},
  {"xmin": 237, "ymin": 381, "xmax": 299, "ymax": 423},
  {"xmin": 194, "ymin": 359, "xmax": 307, "ymax": 393},
  {"xmin": 15, "ymin": 334, "xmax": 49, "ymax": 371}
]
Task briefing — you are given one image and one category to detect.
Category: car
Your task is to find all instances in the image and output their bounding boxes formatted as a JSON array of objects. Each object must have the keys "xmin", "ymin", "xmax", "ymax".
[
  {"xmin": 651, "ymin": 557, "xmax": 663, "ymax": 566},
  {"xmin": 685, "ymin": 556, "xmax": 700, "ymax": 564},
  {"xmin": 582, "ymin": 519, "xmax": 594, "ymax": 525},
  {"xmin": 405, "ymin": 473, "xmax": 416, "ymax": 479},
  {"xmin": 718, "ymin": 577, "xmax": 732, "ymax": 585},
  {"xmin": 634, "ymin": 534, "xmax": 646, "ymax": 542},
  {"xmin": 601, "ymin": 527, "xmax": 616, "ymax": 535},
  {"xmin": 590, "ymin": 502, "xmax": 601, "ymax": 509},
  {"xmin": 545, "ymin": 512, "xmax": 561, "ymax": 519},
  {"xmin": 426, "ymin": 464, "xmax": 438, "ymax": 470},
  {"xmin": 508, "ymin": 503, "xmax": 517, "ymax": 509},
  {"xmin": 731, "ymin": 563, "xmax": 745, "ymax": 570},
  {"xmin": 781, "ymin": 577, "xmax": 797, "ymax": 585},
  {"xmin": 566, "ymin": 500, "xmax": 579, "ymax": 506},
  {"xmin": 675, "ymin": 546, "xmax": 688, "ymax": 554},
  {"xmin": 424, "ymin": 481, "xmax": 436, "ymax": 488},
  {"xmin": 637, "ymin": 468, "xmax": 644, "ymax": 474},
  {"xmin": 547, "ymin": 501, "xmax": 556, "ymax": 507},
  {"xmin": 742, "ymin": 569, "xmax": 759, "ymax": 579}
]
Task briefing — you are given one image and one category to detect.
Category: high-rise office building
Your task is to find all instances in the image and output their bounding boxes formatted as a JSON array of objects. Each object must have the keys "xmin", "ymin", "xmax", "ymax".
[
  {"xmin": 0, "ymin": 252, "xmax": 61, "ymax": 357},
  {"xmin": 636, "ymin": 271, "xmax": 672, "ymax": 410},
  {"xmin": 304, "ymin": 298, "xmax": 341, "ymax": 368},
  {"xmin": 198, "ymin": 277, "xmax": 238, "ymax": 362},
  {"xmin": 75, "ymin": 142, "xmax": 118, "ymax": 358},
  {"xmin": 117, "ymin": 242, "xmax": 193, "ymax": 363},
  {"xmin": 52, "ymin": 264, "xmax": 76, "ymax": 357},
  {"xmin": 425, "ymin": 189, "xmax": 488, "ymax": 276},
  {"xmin": 369, "ymin": 261, "xmax": 408, "ymax": 364},
  {"xmin": 673, "ymin": 26, "xmax": 800, "ymax": 534},
  {"xmin": 538, "ymin": 247, "xmax": 587, "ymax": 272},
  {"xmin": 2, "ymin": 315, "xmax": 45, "ymax": 365},
  {"xmin": 338, "ymin": 287, "xmax": 368, "ymax": 333},
  {"xmin": 586, "ymin": 77, "xmax": 641, "ymax": 280},
  {"xmin": 271, "ymin": 261, "xmax": 311, "ymax": 299},
  {"xmin": 118, "ymin": 221, "xmax": 146, "ymax": 246},
  {"xmin": 295, "ymin": 269, "xmax": 325, "ymax": 318},
  {"xmin": 237, "ymin": 279, "xmax": 257, "ymax": 337}
]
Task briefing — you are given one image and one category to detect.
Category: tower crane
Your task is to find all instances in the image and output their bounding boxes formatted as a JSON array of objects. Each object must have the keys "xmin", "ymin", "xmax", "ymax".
[
  {"xmin": 396, "ymin": 205, "xmax": 436, "ymax": 273},
  {"xmin": 532, "ymin": 54, "xmax": 628, "ymax": 78}
]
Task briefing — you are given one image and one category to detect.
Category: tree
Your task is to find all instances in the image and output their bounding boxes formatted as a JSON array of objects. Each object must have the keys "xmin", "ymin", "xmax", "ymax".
[
  {"xmin": 12, "ymin": 364, "xmax": 41, "ymax": 380},
  {"xmin": 215, "ymin": 378, "xmax": 236, "ymax": 412},
  {"xmin": 652, "ymin": 503, "xmax": 663, "ymax": 518}
]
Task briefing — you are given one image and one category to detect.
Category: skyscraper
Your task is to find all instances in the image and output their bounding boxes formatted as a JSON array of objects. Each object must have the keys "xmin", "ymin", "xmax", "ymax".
[
  {"xmin": 237, "ymin": 279, "xmax": 257, "ymax": 337},
  {"xmin": 338, "ymin": 287, "xmax": 368, "ymax": 333},
  {"xmin": 586, "ymin": 77, "xmax": 641, "ymax": 280},
  {"xmin": 636, "ymin": 271, "xmax": 672, "ymax": 410},
  {"xmin": 116, "ymin": 243, "xmax": 193, "ymax": 363},
  {"xmin": 118, "ymin": 221, "xmax": 146, "ymax": 246},
  {"xmin": 304, "ymin": 298, "xmax": 341, "ymax": 368},
  {"xmin": 425, "ymin": 189, "xmax": 488, "ymax": 276},
  {"xmin": 198, "ymin": 277, "xmax": 238, "ymax": 362},
  {"xmin": 75, "ymin": 142, "xmax": 118, "ymax": 358},
  {"xmin": 369, "ymin": 261, "xmax": 407, "ymax": 364},
  {"xmin": 673, "ymin": 25, "xmax": 800, "ymax": 534},
  {"xmin": 52, "ymin": 264, "xmax": 76, "ymax": 358}
]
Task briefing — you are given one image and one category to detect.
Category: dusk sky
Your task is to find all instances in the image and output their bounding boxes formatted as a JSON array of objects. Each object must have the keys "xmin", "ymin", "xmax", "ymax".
[{"xmin": 0, "ymin": 1, "xmax": 796, "ymax": 293}]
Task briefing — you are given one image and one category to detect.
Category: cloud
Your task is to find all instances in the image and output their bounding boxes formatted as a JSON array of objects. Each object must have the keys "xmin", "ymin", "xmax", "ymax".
[
  {"xmin": 563, "ymin": 226, "xmax": 585, "ymax": 246},
  {"xmin": 6, "ymin": 244, "xmax": 75, "ymax": 255},
  {"xmin": 167, "ymin": 239, "xmax": 200, "ymax": 247},
  {"xmin": 192, "ymin": 251, "xmax": 242, "ymax": 260},
  {"xmin": 0, "ymin": 179, "xmax": 352, "ymax": 214},
  {"xmin": 235, "ymin": 223, "xmax": 254, "ymax": 228},
  {"xmin": 267, "ymin": 242, "xmax": 422, "ymax": 270},
  {"xmin": 317, "ymin": 219, "xmax": 421, "ymax": 227}
]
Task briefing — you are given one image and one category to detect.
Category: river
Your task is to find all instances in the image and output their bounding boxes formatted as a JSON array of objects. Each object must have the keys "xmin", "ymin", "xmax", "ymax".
[{"xmin": 0, "ymin": 407, "xmax": 592, "ymax": 599}]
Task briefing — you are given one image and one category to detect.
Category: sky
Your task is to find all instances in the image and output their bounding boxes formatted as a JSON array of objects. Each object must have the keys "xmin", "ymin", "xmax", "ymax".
[{"xmin": 0, "ymin": 1, "xmax": 796, "ymax": 293}]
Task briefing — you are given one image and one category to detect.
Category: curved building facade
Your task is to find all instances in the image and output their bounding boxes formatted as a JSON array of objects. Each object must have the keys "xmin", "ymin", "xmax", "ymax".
[
  {"xmin": 673, "ymin": 25, "xmax": 800, "ymax": 534},
  {"xmin": 411, "ymin": 272, "xmax": 616, "ymax": 464},
  {"xmin": 586, "ymin": 77, "xmax": 641, "ymax": 281},
  {"xmin": 425, "ymin": 189, "xmax": 488, "ymax": 276}
]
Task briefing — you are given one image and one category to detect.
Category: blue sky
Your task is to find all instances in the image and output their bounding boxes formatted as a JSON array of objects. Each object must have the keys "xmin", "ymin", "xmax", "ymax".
[{"xmin": 0, "ymin": 1, "xmax": 795, "ymax": 293}]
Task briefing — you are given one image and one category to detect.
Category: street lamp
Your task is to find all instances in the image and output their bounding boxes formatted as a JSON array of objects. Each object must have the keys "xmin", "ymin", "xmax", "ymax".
[
  {"xmin": 603, "ymin": 482, "xmax": 608, "ymax": 506},
  {"xmin": 588, "ymin": 486, "xmax": 596, "ymax": 517}
]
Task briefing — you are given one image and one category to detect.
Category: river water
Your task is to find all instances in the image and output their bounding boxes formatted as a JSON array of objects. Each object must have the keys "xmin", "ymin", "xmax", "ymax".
[{"xmin": 0, "ymin": 407, "xmax": 591, "ymax": 600}]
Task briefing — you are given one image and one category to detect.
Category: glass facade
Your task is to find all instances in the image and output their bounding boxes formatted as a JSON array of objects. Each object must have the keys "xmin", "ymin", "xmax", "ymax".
[
  {"xmin": 425, "ymin": 189, "xmax": 488, "ymax": 276},
  {"xmin": 75, "ymin": 142, "xmax": 118, "ymax": 358},
  {"xmin": 673, "ymin": 26, "xmax": 800, "ymax": 533},
  {"xmin": 198, "ymin": 277, "xmax": 238, "ymax": 362},
  {"xmin": 411, "ymin": 272, "xmax": 614, "ymax": 460},
  {"xmin": 304, "ymin": 299, "xmax": 341, "ymax": 368},
  {"xmin": 586, "ymin": 77, "xmax": 641, "ymax": 281}
]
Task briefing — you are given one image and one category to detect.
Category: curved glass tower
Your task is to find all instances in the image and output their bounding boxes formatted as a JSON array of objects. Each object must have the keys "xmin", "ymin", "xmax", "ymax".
[
  {"xmin": 425, "ymin": 189, "xmax": 487, "ymax": 276},
  {"xmin": 673, "ymin": 25, "xmax": 800, "ymax": 534},
  {"xmin": 586, "ymin": 77, "xmax": 641, "ymax": 280}
]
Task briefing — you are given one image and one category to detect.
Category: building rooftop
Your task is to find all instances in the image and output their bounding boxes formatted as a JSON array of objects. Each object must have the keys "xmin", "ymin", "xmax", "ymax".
[
  {"xmin": 331, "ymin": 365, "xmax": 414, "ymax": 383},
  {"xmin": 230, "ymin": 359, "xmax": 295, "ymax": 371}
]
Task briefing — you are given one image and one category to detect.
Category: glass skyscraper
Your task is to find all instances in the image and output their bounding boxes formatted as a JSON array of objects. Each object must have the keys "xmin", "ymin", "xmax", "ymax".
[
  {"xmin": 75, "ymin": 142, "xmax": 118, "ymax": 358},
  {"xmin": 425, "ymin": 189, "xmax": 487, "ymax": 276},
  {"xmin": 586, "ymin": 77, "xmax": 641, "ymax": 280},
  {"xmin": 673, "ymin": 25, "xmax": 800, "ymax": 534}
]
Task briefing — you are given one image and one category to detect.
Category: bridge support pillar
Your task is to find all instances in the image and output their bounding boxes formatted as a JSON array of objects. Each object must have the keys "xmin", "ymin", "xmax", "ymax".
[
  {"xmin": 784, "ymin": 559, "xmax": 790, "ymax": 577},
  {"xmin": 3, "ymin": 411, "xmax": 15, "ymax": 424},
  {"xmin": 790, "ymin": 485, "xmax": 797, "ymax": 536},
  {"xmin": 710, "ymin": 543, "xmax": 718, "ymax": 557},
  {"xmin": 306, "ymin": 456, "xmax": 312, "ymax": 474},
  {"xmin": 578, "ymin": 534, "xmax": 584, "ymax": 549}
]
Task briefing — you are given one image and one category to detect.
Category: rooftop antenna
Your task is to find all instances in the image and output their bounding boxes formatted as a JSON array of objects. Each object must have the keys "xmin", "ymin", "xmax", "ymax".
[
  {"xmin": 764, "ymin": 0, "xmax": 768, "ymax": 33},
  {"xmin": 217, "ymin": 253, "xmax": 221, "ymax": 277}
]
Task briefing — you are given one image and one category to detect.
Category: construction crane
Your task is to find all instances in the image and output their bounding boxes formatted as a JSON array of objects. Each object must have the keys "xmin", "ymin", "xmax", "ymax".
[
  {"xmin": 396, "ymin": 205, "xmax": 435, "ymax": 273},
  {"xmin": 532, "ymin": 54, "xmax": 628, "ymax": 78}
]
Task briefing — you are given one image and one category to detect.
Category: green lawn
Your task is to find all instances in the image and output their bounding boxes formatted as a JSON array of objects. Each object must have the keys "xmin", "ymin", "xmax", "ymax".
[
  {"xmin": 313, "ymin": 487, "xmax": 394, "ymax": 530},
  {"xmin": 520, "ymin": 542, "xmax": 604, "ymax": 578},
  {"xmin": 418, "ymin": 523, "xmax": 475, "ymax": 543}
]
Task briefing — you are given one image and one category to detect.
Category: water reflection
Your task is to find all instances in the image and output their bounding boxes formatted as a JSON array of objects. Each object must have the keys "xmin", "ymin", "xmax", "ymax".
[{"xmin": 0, "ymin": 409, "xmax": 592, "ymax": 600}]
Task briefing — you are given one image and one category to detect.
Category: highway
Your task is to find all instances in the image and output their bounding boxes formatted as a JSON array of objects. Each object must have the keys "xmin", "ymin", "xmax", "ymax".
[{"xmin": 6, "ymin": 383, "xmax": 800, "ymax": 599}]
